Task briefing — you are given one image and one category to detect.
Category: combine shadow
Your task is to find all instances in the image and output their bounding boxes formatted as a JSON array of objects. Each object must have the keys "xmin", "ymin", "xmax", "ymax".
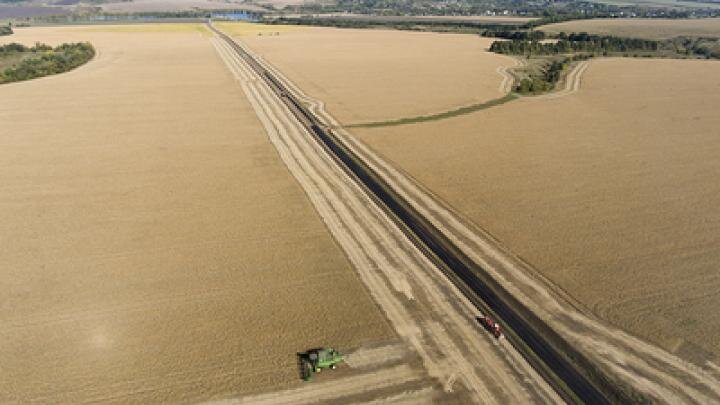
[
  {"xmin": 296, "ymin": 352, "xmax": 308, "ymax": 381},
  {"xmin": 296, "ymin": 350, "xmax": 315, "ymax": 381}
]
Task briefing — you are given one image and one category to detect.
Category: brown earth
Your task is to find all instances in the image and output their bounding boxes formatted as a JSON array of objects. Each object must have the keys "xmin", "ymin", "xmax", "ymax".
[
  {"xmin": 235, "ymin": 24, "xmax": 515, "ymax": 124},
  {"xmin": 541, "ymin": 18, "xmax": 720, "ymax": 39},
  {"xmin": 0, "ymin": 25, "xmax": 391, "ymax": 403},
  {"xmin": 352, "ymin": 57, "xmax": 720, "ymax": 363}
]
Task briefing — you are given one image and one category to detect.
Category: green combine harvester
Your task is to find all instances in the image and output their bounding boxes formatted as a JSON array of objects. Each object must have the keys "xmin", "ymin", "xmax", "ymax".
[{"xmin": 299, "ymin": 347, "xmax": 344, "ymax": 381}]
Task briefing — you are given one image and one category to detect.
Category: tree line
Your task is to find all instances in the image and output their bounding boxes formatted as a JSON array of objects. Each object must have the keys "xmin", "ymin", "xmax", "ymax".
[
  {"xmin": 481, "ymin": 29, "xmax": 546, "ymax": 40},
  {"xmin": 0, "ymin": 42, "xmax": 95, "ymax": 84},
  {"xmin": 490, "ymin": 33, "xmax": 661, "ymax": 55},
  {"xmin": 264, "ymin": 16, "xmax": 529, "ymax": 33},
  {"xmin": 489, "ymin": 32, "xmax": 720, "ymax": 59}
]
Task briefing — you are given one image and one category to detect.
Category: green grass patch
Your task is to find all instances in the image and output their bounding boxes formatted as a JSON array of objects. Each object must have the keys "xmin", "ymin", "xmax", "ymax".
[{"xmin": 347, "ymin": 93, "xmax": 518, "ymax": 129}]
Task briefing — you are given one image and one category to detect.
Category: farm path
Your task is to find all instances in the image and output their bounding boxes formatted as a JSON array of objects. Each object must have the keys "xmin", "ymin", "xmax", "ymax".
[
  {"xmin": 496, "ymin": 57, "xmax": 524, "ymax": 93},
  {"xmin": 253, "ymin": 43, "xmax": 720, "ymax": 403},
  {"xmin": 209, "ymin": 32, "xmax": 560, "ymax": 404}
]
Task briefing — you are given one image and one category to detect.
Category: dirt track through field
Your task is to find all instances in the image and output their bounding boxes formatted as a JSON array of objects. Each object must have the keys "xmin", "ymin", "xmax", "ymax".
[
  {"xmin": 496, "ymin": 58, "xmax": 522, "ymax": 93},
  {"xmin": 209, "ymin": 31, "xmax": 562, "ymax": 404},
  {"xmin": 253, "ymin": 44, "xmax": 720, "ymax": 402}
]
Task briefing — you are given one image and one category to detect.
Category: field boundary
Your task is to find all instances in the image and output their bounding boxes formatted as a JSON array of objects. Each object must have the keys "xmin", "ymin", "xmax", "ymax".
[
  {"xmin": 346, "ymin": 93, "xmax": 518, "ymax": 129},
  {"xmin": 346, "ymin": 56, "xmax": 589, "ymax": 129}
]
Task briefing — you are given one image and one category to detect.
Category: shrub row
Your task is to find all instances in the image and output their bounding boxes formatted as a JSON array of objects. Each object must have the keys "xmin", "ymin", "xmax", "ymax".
[{"xmin": 0, "ymin": 42, "xmax": 95, "ymax": 84}]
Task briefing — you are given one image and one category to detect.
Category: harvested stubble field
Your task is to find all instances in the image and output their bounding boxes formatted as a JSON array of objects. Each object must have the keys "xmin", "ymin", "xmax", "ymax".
[
  {"xmin": 352, "ymin": 57, "xmax": 720, "ymax": 364},
  {"xmin": 0, "ymin": 25, "xmax": 391, "ymax": 403},
  {"xmin": 541, "ymin": 18, "xmax": 720, "ymax": 40},
  {"xmin": 230, "ymin": 23, "xmax": 515, "ymax": 124}
]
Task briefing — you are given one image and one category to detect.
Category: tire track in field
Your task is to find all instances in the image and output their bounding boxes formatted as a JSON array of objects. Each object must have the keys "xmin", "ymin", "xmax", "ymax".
[
  {"xmin": 536, "ymin": 60, "xmax": 590, "ymax": 100},
  {"xmin": 498, "ymin": 58, "xmax": 589, "ymax": 100},
  {"xmin": 210, "ymin": 34, "xmax": 560, "ymax": 404},
  {"xmin": 245, "ymin": 44, "xmax": 720, "ymax": 403},
  {"xmin": 496, "ymin": 57, "xmax": 524, "ymax": 93}
]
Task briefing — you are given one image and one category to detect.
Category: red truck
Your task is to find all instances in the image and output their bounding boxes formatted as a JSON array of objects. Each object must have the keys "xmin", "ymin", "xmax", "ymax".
[{"xmin": 478, "ymin": 316, "xmax": 503, "ymax": 339}]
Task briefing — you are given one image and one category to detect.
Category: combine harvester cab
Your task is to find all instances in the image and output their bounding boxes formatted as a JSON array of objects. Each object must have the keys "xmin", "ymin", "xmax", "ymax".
[{"xmin": 299, "ymin": 347, "xmax": 344, "ymax": 381}]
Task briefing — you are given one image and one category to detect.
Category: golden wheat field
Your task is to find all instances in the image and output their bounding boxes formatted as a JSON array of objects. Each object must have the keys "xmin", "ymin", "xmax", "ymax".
[
  {"xmin": 0, "ymin": 25, "xmax": 391, "ymax": 403},
  {"xmin": 232, "ymin": 23, "xmax": 515, "ymax": 124},
  {"xmin": 541, "ymin": 18, "xmax": 720, "ymax": 39},
  {"xmin": 352, "ymin": 57, "xmax": 720, "ymax": 363}
]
